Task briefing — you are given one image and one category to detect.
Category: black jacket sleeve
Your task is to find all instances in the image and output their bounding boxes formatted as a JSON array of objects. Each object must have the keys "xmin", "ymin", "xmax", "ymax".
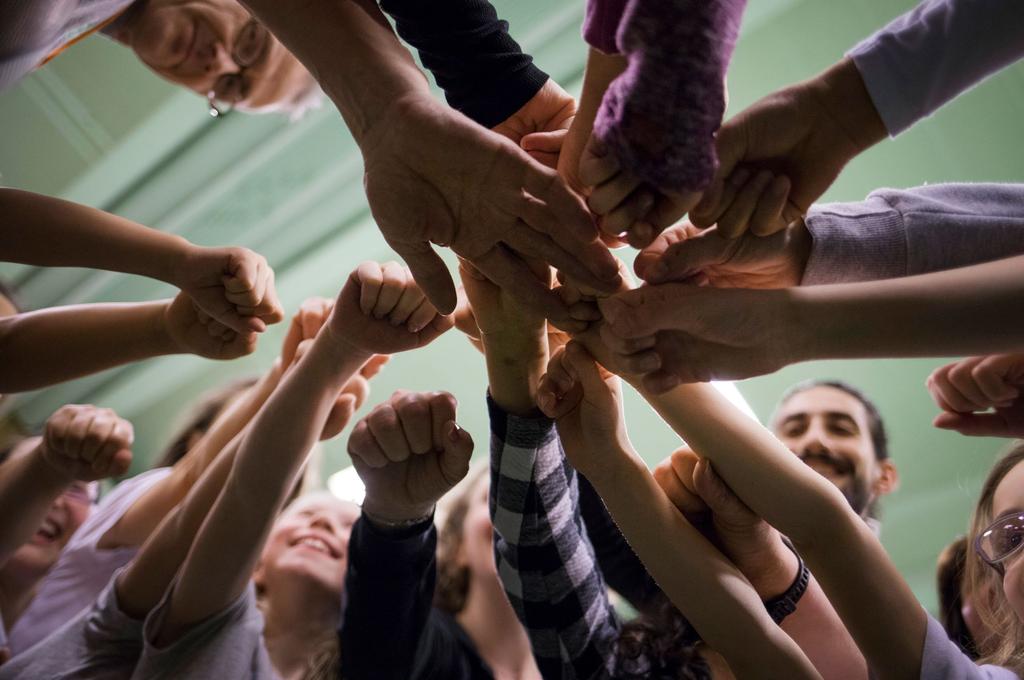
[
  {"xmin": 378, "ymin": 0, "xmax": 549, "ymax": 127},
  {"xmin": 339, "ymin": 516, "xmax": 487, "ymax": 680}
]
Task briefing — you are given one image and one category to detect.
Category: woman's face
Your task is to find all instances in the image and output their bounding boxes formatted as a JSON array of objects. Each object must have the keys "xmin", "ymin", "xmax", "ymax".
[
  {"xmin": 255, "ymin": 494, "xmax": 360, "ymax": 599},
  {"xmin": 2, "ymin": 438, "xmax": 93, "ymax": 581},
  {"xmin": 990, "ymin": 459, "xmax": 1024, "ymax": 620},
  {"xmin": 458, "ymin": 474, "xmax": 496, "ymax": 579}
]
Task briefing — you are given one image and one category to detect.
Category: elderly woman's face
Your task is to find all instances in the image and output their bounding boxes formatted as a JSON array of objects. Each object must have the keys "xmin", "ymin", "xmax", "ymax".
[{"xmin": 113, "ymin": 0, "xmax": 314, "ymax": 111}]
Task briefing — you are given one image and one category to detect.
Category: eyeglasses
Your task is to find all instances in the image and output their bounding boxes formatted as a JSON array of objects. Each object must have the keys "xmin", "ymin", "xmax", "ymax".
[
  {"xmin": 63, "ymin": 481, "xmax": 99, "ymax": 506},
  {"xmin": 207, "ymin": 18, "xmax": 270, "ymax": 117},
  {"xmin": 975, "ymin": 511, "xmax": 1024, "ymax": 576}
]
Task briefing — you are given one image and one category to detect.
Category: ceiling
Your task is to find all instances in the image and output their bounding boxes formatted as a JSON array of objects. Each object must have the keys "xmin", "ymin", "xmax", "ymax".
[{"xmin": 2, "ymin": 0, "xmax": 1022, "ymax": 612}]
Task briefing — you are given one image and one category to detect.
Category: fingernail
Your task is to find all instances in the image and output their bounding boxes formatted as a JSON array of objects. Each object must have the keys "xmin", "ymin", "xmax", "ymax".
[{"xmin": 448, "ymin": 422, "xmax": 462, "ymax": 443}]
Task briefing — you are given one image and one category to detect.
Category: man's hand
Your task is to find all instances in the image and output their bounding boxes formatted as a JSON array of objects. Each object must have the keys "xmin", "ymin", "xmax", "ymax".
[
  {"xmin": 598, "ymin": 284, "xmax": 799, "ymax": 391},
  {"xmin": 927, "ymin": 354, "xmax": 1024, "ymax": 438},
  {"xmin": 347, "ymin": 390, "xmax": 473, "ymax": 523},
  {"xmin": 42, "ymin": 404, "xmax": 134, "ymax": 481},
  {"xmin": 691, "ymin": 57, "xmax": 886, "ymax": 238},
  {"xmin": 163, "ymin": 292, "xmax": 259, "ymax": 360},
  {"xmin": 361, "ymin": 96, "xmax": 620, "ymax": 326},
  {"xmin": 174, "ymin": 245, "xmax": 284, "ymax": 334},
  {"xmin": 537, "ymin": 341, "xmax": 631, "ymax": 485},
  {"xmin": 326, "ymin": 261, "xmax": 454, "ymax": 357},
  {"xmin": 635, "ymin": 221, "xmax": 811, "ymax": 288}
]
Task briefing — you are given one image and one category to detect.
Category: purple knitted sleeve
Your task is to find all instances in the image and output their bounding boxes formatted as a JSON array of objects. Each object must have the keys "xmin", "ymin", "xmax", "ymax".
[
  {"xmin": 582, "ymin": 0, "xmax": 628, "ymax": 54},
  {"xmin": 594, "ymin": 0, "xmax": 747, "ymax": 193}
]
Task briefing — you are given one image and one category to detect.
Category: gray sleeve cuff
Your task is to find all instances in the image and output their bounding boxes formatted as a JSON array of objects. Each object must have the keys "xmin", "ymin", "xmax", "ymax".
[{"xmin": 802, "ymin": 195, "xmax": 907, "ymax": 285}]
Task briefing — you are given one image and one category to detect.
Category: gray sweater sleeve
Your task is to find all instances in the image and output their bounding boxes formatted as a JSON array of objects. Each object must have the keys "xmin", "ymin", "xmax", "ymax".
[
  {"xmin": 802, "ymin": 183, "xmax": 1024, "ymax": 285},
  {"xmin": 847, "ymin": 0, "xmax": 1024, "ymax": 136}
]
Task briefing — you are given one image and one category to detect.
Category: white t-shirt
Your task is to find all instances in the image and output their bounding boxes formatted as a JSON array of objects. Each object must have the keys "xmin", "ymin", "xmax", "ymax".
[{"xmin": 7, "ymin": 467, "xmax": 171, "ymax": 656}]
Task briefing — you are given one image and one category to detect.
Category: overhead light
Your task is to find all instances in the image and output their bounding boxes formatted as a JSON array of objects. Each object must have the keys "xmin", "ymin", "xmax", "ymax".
[{"xmin": 327, "ymin": 465, "xmax": 365, "ymax": 504}]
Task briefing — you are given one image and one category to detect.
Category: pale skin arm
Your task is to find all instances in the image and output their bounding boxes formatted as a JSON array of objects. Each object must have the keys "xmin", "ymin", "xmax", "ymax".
[
  {"xmin": 540, "ymin": 344, "xmax": 820, "ymax": 679},
  {"xmin": 99, "ymin": 363, "xmax": 283, "ymax": 551},
  {"xmin": 140, "ymin": 263, "xmax": 451, "ymax": 643},
  {"xmin": 0, "ymin": 189, "xmax": 282, "ymax": 334},
  {"xmin": 0, "ymin": 406, "xmax": 132, "ymax": 567},
  {"xmin": 0, "ymin": 295, "xmax": 256, "ymax": 393},
  {"xmin": 640, "ymin": 381, "xmax": 926, "ymax": 680}
]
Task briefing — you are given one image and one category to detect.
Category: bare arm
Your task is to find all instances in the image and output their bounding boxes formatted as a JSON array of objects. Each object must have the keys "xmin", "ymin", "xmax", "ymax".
[
  {"xmin": 0, "ymin": 189, "xmax": 282, "ymax": 334},
  {"xmin": 539, "ymin": 343, "xmax": 820, "ymax": 679},
  {"xmin": 641, "ymin": 382, "xmax": 925, "ymax": 680},
  {"xmin": 99, "ymin": 363, "xmax": 283, "ymax": 551},
  {"xmin": 147, "ymin": 263, "xmax": 451, "ymax": 643},
  {"xmin": 0, "ymin": 406, "xmax": 133, "ymax": 567}
]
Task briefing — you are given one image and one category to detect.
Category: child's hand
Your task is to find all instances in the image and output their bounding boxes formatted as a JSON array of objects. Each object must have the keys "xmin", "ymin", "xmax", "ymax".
[
  {"xmin": 163, "ymin": 292, "xmax": 259, "ymax": 360},
  {"xmin": 537, "ymin": 341, "xmax": 630, "ymax": 483},
  {"xmin": 176, "ymin": 245, "xmax": 284, "ymax": 335},
  {"xmin": 280, "ymin": 297, "xmax": 334, "ymax": 368},
  {"xmin": 927, "ymin": 353, "xmax": 1024, "ymax": 438},
  {"xmin": 326, "ymin": 261, "xmax": 453, "ymax": 357},
  {"xmin": 42, "ymin": 404, "xmax": 134, "ymax": 481},
  {"xmin": 320, "ymin": 354, "xmax": 390, "ymax": 441},
  {"xmin": 347, "ymin": 390, "xmax": 474, "ymax": 523}
]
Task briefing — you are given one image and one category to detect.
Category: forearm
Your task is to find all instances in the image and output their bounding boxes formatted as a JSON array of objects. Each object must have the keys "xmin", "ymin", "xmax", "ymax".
[
  {"xmin": 0, "ymin": 301, "xmax": 175, "ymax": 392},
  {"xmin": 482, "ymin": 332, "xmax": 547, "ymax": 415},
  {"xmin": 589, "ymin": 446, "xmax": 819, "ymax": 679},
  {"xmin": 105, "ymin": 365, "xmax": 282, "ymax": 549},
  {"xmin": 165, "ymin": 332, "xmax": 367, "ymax": 631},
  {"xmin": 803, "ymin": 183, "xmax": 1024, "ymax": 285},
  {"xmin": 780, "ymin": 577, "xmax": 870, "ymax": 680},
  {"xmin": 561, "ymin": 49, "xmax": 627, "ymax": 190},
  {"xmin": 0, "ymin": 444, "xmax": 70, "ymax": 565},
  {"xmin": 640, "ymin": 382, "xmax": 925, "ymax": 678},
  {"xmin": 0, "ymin": 189, "xmax": 189, "ymax": 282},
  {"xmin": 792, "ymin": 255, "xmax": 1024, "ymax": 360},
  {"xmin": 242, "ymin": 0, "xmax": 429, "ymax": 146}
]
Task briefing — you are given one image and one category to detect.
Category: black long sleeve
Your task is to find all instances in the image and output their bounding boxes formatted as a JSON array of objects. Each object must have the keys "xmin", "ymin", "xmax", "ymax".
[
  {"xmin": 378, "ymin": 0, "xmax": 549, "ymax": 127},
  {"xmin": 339, "ymin": 516, "xmax": 492, "ymax": 680}
]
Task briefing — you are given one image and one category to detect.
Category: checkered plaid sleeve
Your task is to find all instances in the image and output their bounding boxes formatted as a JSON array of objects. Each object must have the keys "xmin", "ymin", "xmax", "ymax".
[{"xmin": 487, "ymin": 395, "xmax": 624, "ymax": 680}]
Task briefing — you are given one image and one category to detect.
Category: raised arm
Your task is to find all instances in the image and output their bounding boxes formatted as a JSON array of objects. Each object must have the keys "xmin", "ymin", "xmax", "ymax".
[
  {"xmin": 537, "ymin": 342, "xmax": 821, "ymax": 679},
  {"xmin": 146, "ymin": 262, "xmax": 451, "ymax": 644},
  {"xmin": 239, "ymin": 0, "xmax": 619, "ymax": 326},
  {"xmin": 601, "ymin": 254, "xmax": 1024, "ymax": 391},
  {"xmin": 0, "ymin": 405, "xmax": 132, "ymax": 566},
  {"xmin": 0, "ymin": 189, "xmax": 282, "ymax": 334},
  {"xmin": 341, "ymin": 390, "xmax": 473, "ymax": 680},
  {"xmin": 0, "ymin": 293, "xmax": 256, "ymax": 393},
  {"xmin": 633, "ymin": 378, "xmax": 925, "ymax": 679}
]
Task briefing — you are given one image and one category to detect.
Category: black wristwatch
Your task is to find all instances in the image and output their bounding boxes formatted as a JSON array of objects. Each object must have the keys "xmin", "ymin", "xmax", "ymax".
[{"xmin": 763, "ymin": 539, "xmax": 810, "ymax": 625}]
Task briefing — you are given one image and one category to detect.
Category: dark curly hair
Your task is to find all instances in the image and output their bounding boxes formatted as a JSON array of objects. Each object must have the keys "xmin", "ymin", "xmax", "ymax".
[{"xmin": 616, "ymin": 596, "xmax": 711, "ymax": 679}]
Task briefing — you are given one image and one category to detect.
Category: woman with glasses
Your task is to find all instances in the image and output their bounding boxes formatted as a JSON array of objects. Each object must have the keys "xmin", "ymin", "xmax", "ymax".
[{"xmin": 0, "ymin": 405, "xmax": 132, "ymax": 666}]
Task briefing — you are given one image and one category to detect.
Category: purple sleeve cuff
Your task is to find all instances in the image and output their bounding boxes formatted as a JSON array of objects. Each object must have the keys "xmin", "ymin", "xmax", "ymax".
[
  {"xmin": 582, "ymin": 0, "xmax": 628, "ymax": 54},
  {"xmin": 593, "ymin": 0, "xmax": 746, "ymax": 193}
]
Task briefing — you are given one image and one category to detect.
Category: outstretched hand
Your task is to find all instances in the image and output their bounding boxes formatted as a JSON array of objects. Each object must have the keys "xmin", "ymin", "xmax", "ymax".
[
  {"xmin": 690, "ymin": 57, "xmax": 885, "ymax": 238},
  {"xmin": 347, "ymin": 390, "xmax": 474, "ymax": 523},
  {"xmin": 927, "ymin": 353, "xmax": 1024, "ymax": 438},
  {"xmin": 361, "ymin": 96, "xmax": 620, "ymax": 326},
  {"xmin": 42, "ymin": 404, "xmax": 134, "ymax": 481}
]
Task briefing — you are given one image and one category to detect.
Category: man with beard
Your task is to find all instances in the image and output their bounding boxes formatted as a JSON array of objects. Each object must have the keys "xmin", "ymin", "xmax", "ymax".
[{"xmin": 771, "ymin": 379, "xmax": 898, "ymax": 531}]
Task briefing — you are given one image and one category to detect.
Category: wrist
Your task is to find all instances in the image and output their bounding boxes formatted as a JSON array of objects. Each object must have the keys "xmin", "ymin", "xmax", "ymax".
[
  {"xmin": 484, "ymin": 339, "xmax": 547, "ymax": 416},
  {"xmin": 361, "ymin": 498, "xmax": 435, "ymax": 527},
  {"xmin": 815, "ymin": 56, "xmax": 887, "ymax": 156},
  {"xmin": 160, "ymin": 235, "xmax": 197, "ymax": 287},
  {"xmin": 30, "ymin": 443, "xmax": 77, "ymax": 488},
  {"xmin": 787, "ymin": 218, "xmax": 813, "ymax": 283},
  {"xmin": 151, "ymin": 300, "xmax": 181, "ymax": 356},
  {"xmin": 776, "ymin": 289, "xmax": 814, "ymax": 367},
  {"xmin": 730, "ymin": 532, "xmax": 800, "ymax": 599},
  {"xmin": 320, "ymin": 323, "xmax": 375, "ymax": 367}
]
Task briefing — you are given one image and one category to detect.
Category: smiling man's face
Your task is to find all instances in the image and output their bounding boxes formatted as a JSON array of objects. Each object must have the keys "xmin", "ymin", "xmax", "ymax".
[
  {"xmin": 111, "ymin": 0, "xmax": 315, "ymax": 112},
  {"xmin": 772, "ymin": 385, "xmax": 896, "ymax": 517}
]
